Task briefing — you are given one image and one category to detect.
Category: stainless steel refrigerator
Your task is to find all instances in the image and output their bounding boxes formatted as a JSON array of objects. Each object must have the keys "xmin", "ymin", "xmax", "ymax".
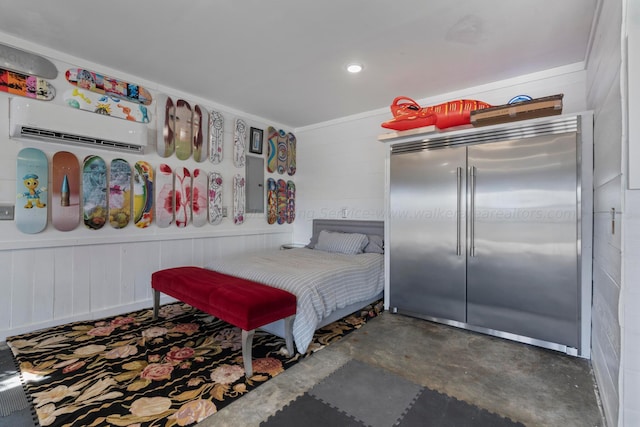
[{"xmin": 387, "ymin": 114, "xmax": 593, "ymax": 357}]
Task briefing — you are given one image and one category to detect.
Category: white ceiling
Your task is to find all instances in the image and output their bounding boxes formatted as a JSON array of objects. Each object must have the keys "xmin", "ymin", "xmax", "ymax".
[{"xmin": 0, "ymin": 0, "xmax": 598, "ymax": 129}]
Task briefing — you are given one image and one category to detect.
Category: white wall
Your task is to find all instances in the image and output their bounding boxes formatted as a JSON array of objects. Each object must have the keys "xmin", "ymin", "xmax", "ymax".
[
  {"xmin": 621, "ymin": 0, "xmax": 640, "ymax": 424},
  {"xmin": 0, "ymin": 32, "xmax": 294, "ymax": 341},
  {"xmin": 293, "ymin": 66, "xmax": 589, "ymax": 245},
  {"xmin": 586, "ymin": 0, "xmax": 623, "ymax": 425}
]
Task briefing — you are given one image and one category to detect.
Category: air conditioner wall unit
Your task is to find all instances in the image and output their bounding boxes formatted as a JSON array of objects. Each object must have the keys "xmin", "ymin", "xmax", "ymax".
[{"xmin": 9, "ymin": 98, "xmax": 148, "ymax": 154}]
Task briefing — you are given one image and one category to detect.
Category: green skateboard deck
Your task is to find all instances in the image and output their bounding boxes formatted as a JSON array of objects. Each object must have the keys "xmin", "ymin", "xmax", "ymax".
[
  {"xmin": 16, "ymin": 148, "xmax": 48, "ymax": 234},
  {"xmin": 82, "ymin": 155, "xmax": 107, "ymax": 230},
  {"xmin": 52, "ymin": 151, "xmax": 80, "ymax": 232},
  {"xmin": 133, "ymin": 161, "xmax": 154, "ymax": 228},
  {"xmin": 109, "ymin": 158, "xmax": 132, "ymax": 229}
]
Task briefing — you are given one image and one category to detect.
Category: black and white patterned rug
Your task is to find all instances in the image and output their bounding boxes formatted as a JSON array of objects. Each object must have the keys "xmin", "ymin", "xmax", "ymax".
[{"xmin": 261, "ymin": 360, "xmax": 526, "ymax": 427}]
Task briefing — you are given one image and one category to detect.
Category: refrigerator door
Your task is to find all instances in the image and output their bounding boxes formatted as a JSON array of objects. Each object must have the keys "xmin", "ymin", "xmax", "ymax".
[
  {"xmin": 389, "ymin": 146, "xmax": 467, "ymax": 322},
  {"xmin": 466, "ymin": 132, "xmax": 579, "ymax": 347}
]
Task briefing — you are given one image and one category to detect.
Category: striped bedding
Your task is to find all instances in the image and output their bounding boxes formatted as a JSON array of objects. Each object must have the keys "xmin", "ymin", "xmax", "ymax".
[{"xmin": 206, "ymin": 248, "xmax": 384, "ymax": 353}]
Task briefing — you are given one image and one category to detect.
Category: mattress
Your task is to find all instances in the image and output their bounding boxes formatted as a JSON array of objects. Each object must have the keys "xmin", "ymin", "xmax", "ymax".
[{"xmin": 206, "ymin": 248, "xmax": 384, "ymax": 353}]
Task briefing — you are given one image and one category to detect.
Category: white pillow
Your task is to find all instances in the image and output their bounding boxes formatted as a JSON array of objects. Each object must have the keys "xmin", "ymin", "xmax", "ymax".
[{"xmin": 314, "ymin": 230, "xmax": 369, "ymax": 255}]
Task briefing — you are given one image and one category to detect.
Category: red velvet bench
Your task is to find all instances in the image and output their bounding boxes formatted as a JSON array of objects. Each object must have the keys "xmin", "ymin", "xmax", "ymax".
[{"xmin": 152, "ymin": 266, "xmax": 296, "ymax": 377}]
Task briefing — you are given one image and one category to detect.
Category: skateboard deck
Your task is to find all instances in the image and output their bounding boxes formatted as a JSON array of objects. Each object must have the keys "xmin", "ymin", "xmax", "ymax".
[
  {"xmin": 155, "ymin": 163, "xmax": 174, "ymax": 228},
  {"xmin": 192, "ymin": 104, "xmax": 209, "ymax": 163},
  {"xmin": 233, "ymin": 174, "xmax": 245, "ymax": 225},
  {"xmin": 276, "ymin": 179, "xmax": 287, "ymax": 224},
  {"xmin": 266, "ymin": 126, "xmax": 278, "ymax": 173},
  {"xmin": 109, "ymin": 158, "xmax": 131, "ymax": 229},
  {"xmin": 277, "ymin": 130, "xmax": 288, "ymax": 174},
  {"xmin": 82, "ymin": 155, "xmax": 107, "ymax": 230},
  {"xmin": 286, "ymin": 180, "xmax": 296, "ymax": 224},
  {"xmin": 64, "ymin": 88, "xmax": 151, "ymax": 123},
  {"xmin": 191, "ymin": 168, "xmax": 208, "ymax": 227},
  {"xmin": 175, "ymin": 99, "xmax": 192, "ymax": 160},
  {"xmin": 208, "ymin": 172, "xmax": 223, "ymax": 225},
  {"xmin": 266, "ymin": 178, "xmax": 277, "ymax": 225},
  {"xmin": 234, "ymin": 118, "xmax": 247, "ymax": 168},
  {"xmin": 65, "ymin": 68, "xmax": 152, "ymax": 105},
  {"xmin": 209, "ymin": 110, "xmax": 224, "ymax": 164},
  {"xmin": 16, "ymin": 148, "xmax": 48, "ymax": 234},
  {"xmin": 133, "ymin": 161, "xmax": 154, "ymax": 228},
  {"xmin": 52, "ymin": 151, "xmax": 80, "ymax": 232},
  {"xmin": 157, "ymin": 94, "xmax": 175, "ymax": 157},
  {"xmin": 1, "ymin": 42, "xmax": 58, "ymax": 79},
  {"xmin": 175, "ymin": 167, "xmax": 192, "ymax": 228},
  {"xmin": 1, "ymin": 68, "xmax": 55, "ymax": 100},
  {"xmin": 287, "ymin": 132, "xmax": 297, "ymax": 176}
]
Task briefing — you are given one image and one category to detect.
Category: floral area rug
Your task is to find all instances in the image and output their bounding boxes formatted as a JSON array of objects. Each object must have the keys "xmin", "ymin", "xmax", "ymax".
[{"xmin": 7, "ymin": 300, "xmax": 383, "ymax": 427}]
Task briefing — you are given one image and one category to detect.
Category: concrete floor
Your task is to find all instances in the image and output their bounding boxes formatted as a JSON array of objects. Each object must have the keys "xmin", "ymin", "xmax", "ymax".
[{"xmin": 207, "ymin": 312, "xmax": 605, "ymax": 427}]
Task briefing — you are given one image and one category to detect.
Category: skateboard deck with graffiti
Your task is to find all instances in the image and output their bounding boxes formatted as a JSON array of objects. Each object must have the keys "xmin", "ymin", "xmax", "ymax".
[
  {"xmin": 209, "ymin": 110, "xmax": 224, "ymax": 164},
  {"xmin": 192, "ymin": 104, "xmax": 209, "ymax": 163},
  {"xmin": 175, "ymin": 99, "xmax": 192, "ymax": 160},
  {"xmin": 64, "ymin": 88, "xmax": 151, "ymax": 123},
  {"xmin": 276, "ymin": 179, "xmax": 287, "ymax": 225},
  {"xmin": 82, "ymin": 155, "xmax": 107, "ymax": 230},
  {"xmin": 191, "ymin": 168, "xmax": 208, "ymax": 227},
  {"xmin": 233, "ymin": 174, "xmax": 245, "ymax": 225},
  {"xmin": 65, "ymin": 68, "xmax": 152, "ymax": 105},
  {"xmin": 286, "ymin": 180, "xmax": 296, "ymax": 224},
  {"xmin": 266, "ymin": 126, "xmax": 278, "ymax": 173},
  {"xmin": 16, "ymin": 148, "xmax": 48, "ymax": 234},
  {"xmin": 234, "ymin": 118, "xmax": 247, "ymax": 168},
  {"xmin": 1, "ymin": 42, "xmax": 58, "ymax": 79},
  {"xmin": 52, "ymin": 151, "xmax": 80, "ymax": 232},
  {"xmin": 155, "ymin": 163, "xmax": 174, "ymax": 228},
  {"xmin": 133, "ymin": 161, "xmax": 154, "ymax": 228},
  {"xmin": 175, "ymin": 167, "xmax": 191, "ymax": 227},
  {"xmin": 287, "ymin": 132, "xmax": 297, "ymax": 176},
  {"xmin": 208, "ymin": 172, "xmax": 223, "ymax": 225},
  {"xmin": 277, "ymin": 130, "xmax": 288, "ymax": 174},
  {"xmin": 109, "ymin": 158, "xmax": 131, "ymax": 229},
  {"xmin": 157, "ymin": 94, "xmax": 175, "ymax": 157},
  {"xmin": 266, "ymin": 178, "xmax": 277, "ymax": 225},
  {"xmin": 1, "ymin": 68, "xmax": 55, "ymax": 100}
]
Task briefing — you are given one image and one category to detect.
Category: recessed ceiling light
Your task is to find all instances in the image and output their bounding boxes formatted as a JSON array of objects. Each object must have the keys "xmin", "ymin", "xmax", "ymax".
[{"xmin": 346, "ymin": 63, "xmax": 363, "ymax": 73}]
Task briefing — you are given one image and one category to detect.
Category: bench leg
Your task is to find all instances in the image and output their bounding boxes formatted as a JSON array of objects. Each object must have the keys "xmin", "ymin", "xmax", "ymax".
[
  {"xmin": 284, "ymin": 315, "xmax": 295, "ymax": 355},
  {"xmin": 241, "ymin": 329, "xmax": 255, "ymax": 377},
  {"xmin": 153, "ymin": 290, "xmax": 160, "ymax": 320}
]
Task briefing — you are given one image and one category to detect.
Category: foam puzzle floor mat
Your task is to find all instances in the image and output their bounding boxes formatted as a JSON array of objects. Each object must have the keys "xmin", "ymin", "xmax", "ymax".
[{"xmin": 261, "ymin": 359, "xmax": 526, "ymax": 427}]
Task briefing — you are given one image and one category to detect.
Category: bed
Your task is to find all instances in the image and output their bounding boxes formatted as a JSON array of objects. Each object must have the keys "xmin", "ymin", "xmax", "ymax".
[{"xmin": 206, "ymin": 219, "xmax": 384, "ymax": 354}]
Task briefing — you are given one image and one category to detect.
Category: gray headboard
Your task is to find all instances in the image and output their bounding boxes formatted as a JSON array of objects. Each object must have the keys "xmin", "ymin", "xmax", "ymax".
[{"xmin": 308, "ymin": 219, "xmax": 384, "ymax": 248}]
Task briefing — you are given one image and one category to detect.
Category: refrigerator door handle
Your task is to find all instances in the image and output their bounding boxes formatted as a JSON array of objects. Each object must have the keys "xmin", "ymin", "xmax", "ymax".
[
  {"xmin": 456, "ymin": 167, "xmax": 462, "ymax": 256},
  {"xmin": 469, "ymin": 165, "xmax": 476, "ymax": 257}
]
